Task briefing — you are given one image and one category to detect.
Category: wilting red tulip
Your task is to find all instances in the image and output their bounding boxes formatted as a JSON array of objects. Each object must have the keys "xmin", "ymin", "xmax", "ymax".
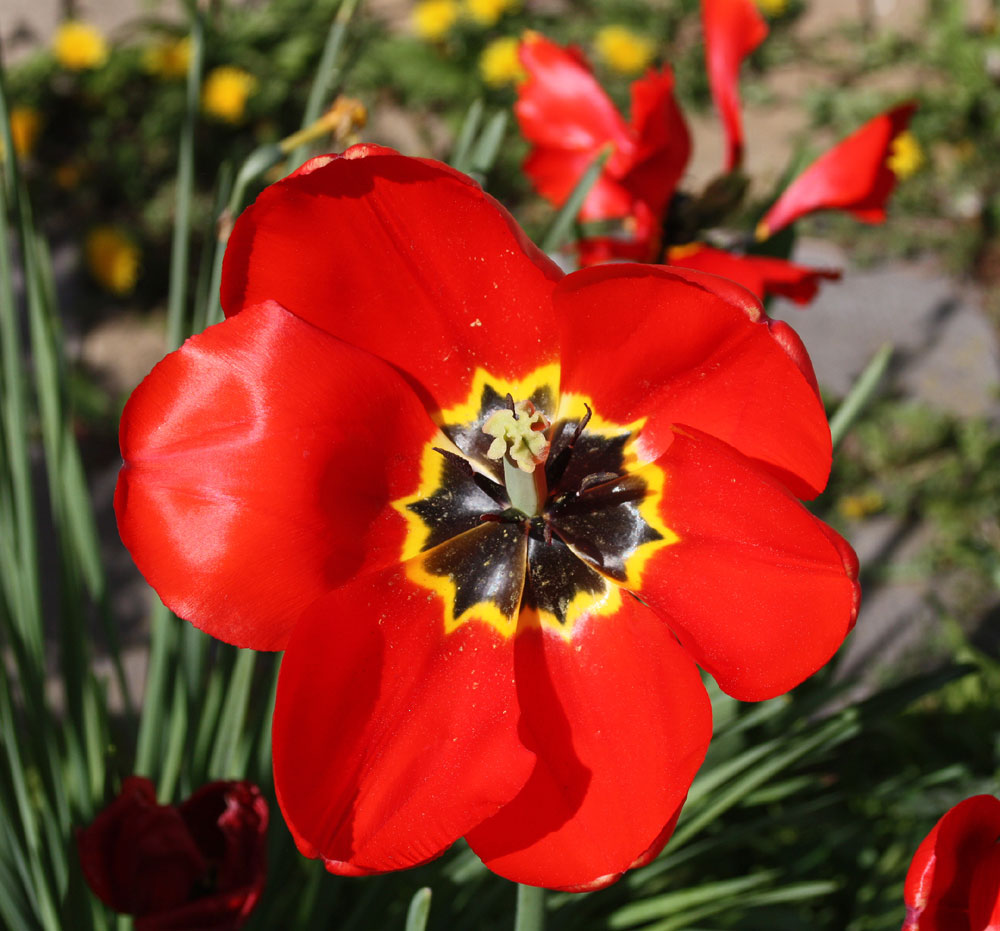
[
  {"xmin": 757, "ymin": 103, "xmax": 918, "ymax": 239},
  {"xmin": 665, "ymin": 243, "xmax": 841, "ymax": 305},
  {"xmin": 902, "ymin": 794, "xmax": 1000, "ymax": 931},
  {"xmin": 77, "ymin": 777, "xmax": 267, "ymax": 930},
  {"xmin": 702, "ymin": 0, "xmax": 768, "ymax": 172},
  {"xmin": 515, "ymin": 32, "xmax": 690, "ymax": 224},
  {"xmin": 116, "ymin": 146, "xmax": 859, "ymax": 891}
]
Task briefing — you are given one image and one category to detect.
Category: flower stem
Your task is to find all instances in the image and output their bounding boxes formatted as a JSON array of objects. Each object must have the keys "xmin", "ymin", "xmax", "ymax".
[{"xmin": 514, "ymin": 884, "xmax": 545, "ymax": 931}]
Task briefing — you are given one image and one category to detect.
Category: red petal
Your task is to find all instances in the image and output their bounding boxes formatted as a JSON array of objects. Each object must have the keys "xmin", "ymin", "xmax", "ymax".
[
  {"xmin": 523, "ymin": 147, "xmax": 634, "ymax": 222},
  {"xmin": 577, "ymin": 234, "xmax": 657, "ymax": 266},
  {"xmin": 116, "ymin": 301, "xmax": 438, "ymax": 651},
  {"xmin": 621, "ymin": 68, "xmax": 691, "ymax": 218},
  {"xmin": 758, "ymin": 103, "xmax": 917, "ymax": 237},
  {"xmin": 465, "ymin": 601, "xmax": 710, "ymax": 890},
  {"xmin": 221, "ymin": 146, "xmax": 562, "ymax": 412},
  {"xmin": 554, "ymin": 263, "xmax": 832, "ymax": 499},
  {"xmin": 702, "ymin": 0, "xmax": 768, "ymax": 172},
  {"xmin": 667, "ymin": 244, "xmax": 841, "ymax": 305},
  {"xmin": 904, "ymin": 795, "xmax": 1000, "ymax": 925},
  {"xmin": 272, "ymin": 561, "xmax": 533, "ymax": 875},
  {"xmin": 635, "ymin": 427, "xmax": 860, "ymax": 701},
  {"xmin": 970, "ymin": 841, "xmax": 1000, "ymax": 931}
]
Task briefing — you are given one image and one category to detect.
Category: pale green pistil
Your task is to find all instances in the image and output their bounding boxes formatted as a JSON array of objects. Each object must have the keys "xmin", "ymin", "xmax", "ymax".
[{"xmin": 483, "ymin": 400, "xmax": 550, "ymax": 517}]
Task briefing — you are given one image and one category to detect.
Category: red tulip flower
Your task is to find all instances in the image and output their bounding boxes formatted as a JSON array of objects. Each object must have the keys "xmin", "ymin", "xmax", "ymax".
[
  {"xmin": 77, "ymin": 777, "xmax": 267, "ymax": 930},
  {"xmin": 757, "ymin": 102, "xmax": 918, "ymax": 240},
  {"xmin": 902, "ymin": 794, "xmax": 1000, "ymax": 931},
  {"xmin": 116, "ymin": 146, "xmax": 860, "ymax": 891},
  {"xmin": 702, "ymin": 0, "xmax": 769, "ymax": 172},
  {"xmin": 515, "ymin": 32, "xmax": 690, "ymax": 224}
]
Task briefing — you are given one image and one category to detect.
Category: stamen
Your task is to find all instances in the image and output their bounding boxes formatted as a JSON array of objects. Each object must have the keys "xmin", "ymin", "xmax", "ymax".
[{"xmin": 482, "ymin": 399, "xmax": 550, "ymax": 517}]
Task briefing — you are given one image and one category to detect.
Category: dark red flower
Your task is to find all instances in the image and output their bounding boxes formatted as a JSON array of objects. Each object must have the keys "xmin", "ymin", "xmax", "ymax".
[
  {"xmin": 515, "ymin": 32, "xmax": 690, "ymax": 223},
  {"xmin": 116, "ymin": 146, "xmax": 860, "ymax": 891},
  {"xmin": 902, "ymin": 795, "xmax": 1000, "ymax": 931},
  {"xmin": 702, "ymin": 0, "xmax": 768, "ymax": 172},
  {"xmin": 77, "ymin": 777, "xmax": 268, "ymax": 930},
  {"xmin": 665, "ymin": 243, "xmax": 842, "ymax": 305},
  {"xmin": 757, "ymin": 103, "xmax": 918, "ymax": 240}
]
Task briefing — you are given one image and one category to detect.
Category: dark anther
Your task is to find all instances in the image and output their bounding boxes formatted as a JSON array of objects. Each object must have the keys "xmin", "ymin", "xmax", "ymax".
[
  {"xmin": 578, "ymin": 472, "xmax": 621, "ymax": 494},
  {"xmin": 570, "ymin": 403, "xmax": 593, "ymax": 446},
  {"xmin": 505, "ymin": 393, "xmax": 517, "ymax": 418},
  {"xmin": 543, "ymin": 514, "xmax": 553, "ymax": 545},
  {"xmin": 479, "ymin": 513, "xmax": 503, "ymax": 523},
  {"xmin": 432, "ymin": 446, "xmax": 474, "ymax": 477},
  {"xmin": 480, "ymin": 507, "xmax": 527, "ymax": 525},
  {"xmin": 545, "ymin": 404, "xmax": 594, "ymax": 491},
  {"xmin": 473, "ymin": 472, "xmax": 509, "ymax": 507}
]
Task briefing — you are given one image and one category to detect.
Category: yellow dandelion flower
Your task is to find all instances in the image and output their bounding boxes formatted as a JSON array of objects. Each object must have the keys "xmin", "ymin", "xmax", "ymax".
[
  {"xmin": 463, "ymin": 0, "xmax": 519, "ymax": 27},
  {"xmin": 595, "ymin": 25, "xmax": 655, "ymax": 76},
  {"xmin": 9, "ymin": 107, "xmax": 42, "ymax": 159},
  {"xmin": 413, "ymin": 0, "xmax": 460, "ymax": 41},
  {"xmin": 201, "ymin": 66, "xmax": 258, "ymax": 124},
  {"xmin": 143, "ymin": 36, "xmax": 192, "ymax": 80},
  {"xmin": 85, "ymin": 227, "xmax": 140, "ymax": 296},
  {"xmin": 479, "ymin": 37, "xmax": 525, "ymax": 87},
  {"xmin": 887, "ymin": 130, "xmax": 925, "ymax": 180},
  {"xmin": 53, "ymin": 21, "xmax": 109, "ymax": 71},
  {"xmin": 755, "ymin": 0, "xmax": 789, "ymax": 16},
  {"xmin": 836, "ymin": 490, "xmax": 884, "ymax": 521}
]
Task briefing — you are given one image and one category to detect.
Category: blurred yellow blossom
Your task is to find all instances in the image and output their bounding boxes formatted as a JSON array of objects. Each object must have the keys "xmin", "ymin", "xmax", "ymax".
[
  {"xmin": 413, "ymin": 0, "xmax": 459, "ymax": 41},
  {"xmin": 143, "ymin": 36, "xmax": 192, "ymax": 79},
  {"xmin": 55, "ymin": 161, "xmax": 83, "ymax": 190},
  {"xmin": 888, "ymin": 130, "xmax": 925, "ymax": 180},
  {"xmin": 837, "ymin": 491, "xmax": 885, "ymax": 521},
  {"xmin": 9, "ymin": 107, "xmax": 41, "ymax": 159},
  {"xmin": 755, "ymin": 0, "xmax": 788, "ymax": 16},
  {"xmin": 53, "ymin": 21, "xmax": 108, "ymax": 71},
  {"xmin": 201, "ymin": 66, "xmax": 257, "ymax": 123},
  {"xmin": 464, "ymin": 0, "xmax": 519, "ymax": 27},
  {"xmin": 479, "ymin": 37, "xmax": 525, "ymax": 86},
  {"xmin": 595, "ymin": 25, "xmax": 655, "ymax": 75},
  {"xmin": 86, "ymin": 227, "xmax": 140, "ymax": 296}
]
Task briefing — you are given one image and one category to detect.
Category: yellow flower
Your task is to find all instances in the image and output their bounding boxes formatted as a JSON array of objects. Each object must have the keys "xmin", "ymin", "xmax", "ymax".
[
  {"xmin": 85, "ymin": 227, "xmax": 140, "ymax": 296},
  {"xmin": 55, "ymin": 161, "xmax": 82, "ymax": 189},
  {"xmin": 413, "ymin": 0, "xmax": 459, "ymax": 41},
  {"xmin": 201, "ymin": 66, "xmax": 258, "ymax": 124},
  {"xmin": 887, "ymin": 130, "xmax": 925, "ymax": 180},
  {"xmin": 836, "ymin": 491, "xmax": 884, "ymax": 521},
  {"xmin": 479, "ymin": 37, "xmax": 525, "ymax": 87},
  {"xmin": 595, "ymin": 25, "xmax": 655, "ymax": 76},
  {"xmin": 9, "ymin": 107, "xmax": 42, "ymax": 159},
  {"xmin": 755, "ymin": 0, "xmax": 789, "ymax": 16},
  {"xmin": 53, "ymin": 21, "xmax": 109, "ymax": 71},
  {"xmin": 143, "ymin": 36, "xmax": 192, "ymax": 80},
  {"xmin": 463, "ymin": 0, "xmax": 519, "ymax": 27}
]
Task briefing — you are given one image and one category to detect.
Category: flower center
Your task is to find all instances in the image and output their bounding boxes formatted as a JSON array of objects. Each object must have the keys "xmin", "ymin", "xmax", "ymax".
[{"xmin": 393, "ymin": 367, "xmax": 675, "ymax": 637}]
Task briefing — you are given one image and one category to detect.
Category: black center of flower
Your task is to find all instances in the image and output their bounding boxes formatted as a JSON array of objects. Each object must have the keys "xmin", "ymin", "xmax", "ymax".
[{"xmin": 406, "ymin": 386, "xmax": 663, "ymax": 629}]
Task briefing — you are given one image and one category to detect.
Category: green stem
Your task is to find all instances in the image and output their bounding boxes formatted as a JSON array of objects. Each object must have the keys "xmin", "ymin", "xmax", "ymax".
[{"xmin": 514, "ymin": 884, "xmax": 545, "ymax": 931}]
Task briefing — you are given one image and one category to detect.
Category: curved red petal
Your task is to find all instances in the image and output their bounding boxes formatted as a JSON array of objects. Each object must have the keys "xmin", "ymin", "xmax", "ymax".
[
  {"xmin": 702, "ymin": 0, "xmax": 768, "ymax": 172},
  {"xmin": 970, "ymin": 842, "xmax": 1000, "ymax": 931},
  {"xmin": 622, "ymin": 67, "xmax": 691, "ymax": 217},
  {"xmin": 272, "ymin": 562, "xmax": 533, "ymax": 876},
  {"xmin": 759, "ymin": 103, "xmax": 917, "ymax": 237},
  {"xmin": 904, "ymin": 796, "xmax": 1000, "ymax": 925},
  {"xmin": 577, "ymin": 234, "xmax": 657, "ymax": 266},
  {"xmin": 523, "ymin": 147, "xmax": 635, "ymax": 222},
  {"xmin": 554, "ymin": 263, "xmax": 832, "ymax": 499},
  {"xmin": 115, "ymin": 301, "xmax": 438, "ymax": 651},
  {"xmin": 636, "ymin": 427, "xmax": 860, "ymax": 701},
  {"xmin": 667, "ymin": 244, "xmax": 766, "ymax": 299},
  {"xmin": 465, "ymin": 602, "xmax": 711, "ymax": 891},
  {"xmin": 221, "ymin": 146, "xmax": 562, "ymax": 412}
]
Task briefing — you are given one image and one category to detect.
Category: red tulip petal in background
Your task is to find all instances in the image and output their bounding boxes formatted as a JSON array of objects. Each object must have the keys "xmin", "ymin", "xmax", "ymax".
[
  {"xmin": 522, "ymin": 146, "xmax": 635, "ymax": 220},
  {"xmin": 903, "ymin": 795, "xmax": 1000, "ymax": 931},
  {"xmin": 465, "ymin": 600, "xmax": 711, "ymax": 891},
  {"xmin": 666, "ymin": 243, "xmax": 841, "ymax": 305},
  {"xmin": 702, "ymin": 0, "xmax": 768, "ymax": 172},
  {"xmin": 758, "ymin": 103, "xmax": 917, "ymax": 238},
  {"xmin": 221, "ymin": 145, "xmax": 562, "ymax": 412},
  {"xmin": 273, "ymin": 561, "xmax": 534, "ymax": 876},
  {"xmin": 554, "ymin": 263, "xmax": 832, "ymax": 499},
  {"xmin": 116, "ymin": 300, "xmax": 439, "ymax": 651},
  {"xmin": 633, "ymin": 427, "xmax": 859, "ymax": 701}
]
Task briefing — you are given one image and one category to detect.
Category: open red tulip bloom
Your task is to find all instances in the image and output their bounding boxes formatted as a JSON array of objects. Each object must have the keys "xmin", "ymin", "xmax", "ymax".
[
  {"xmin": 757, "ymin": 103, "xmax": 918, "ymax": 240},
  {"xmin": 77, "ymin": 777, "xmax": 267, "ymax": 930},
  {"xmin": 702, "ymin": 0, "xmax": 768, "ymax": 172},
  {"xmin": 116, "ymin": 146, "xmax": 860, "ymax": 891},
  {"xmin": 902, "ymin": 795, "xmax": 1000, "ymax": 931}
]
